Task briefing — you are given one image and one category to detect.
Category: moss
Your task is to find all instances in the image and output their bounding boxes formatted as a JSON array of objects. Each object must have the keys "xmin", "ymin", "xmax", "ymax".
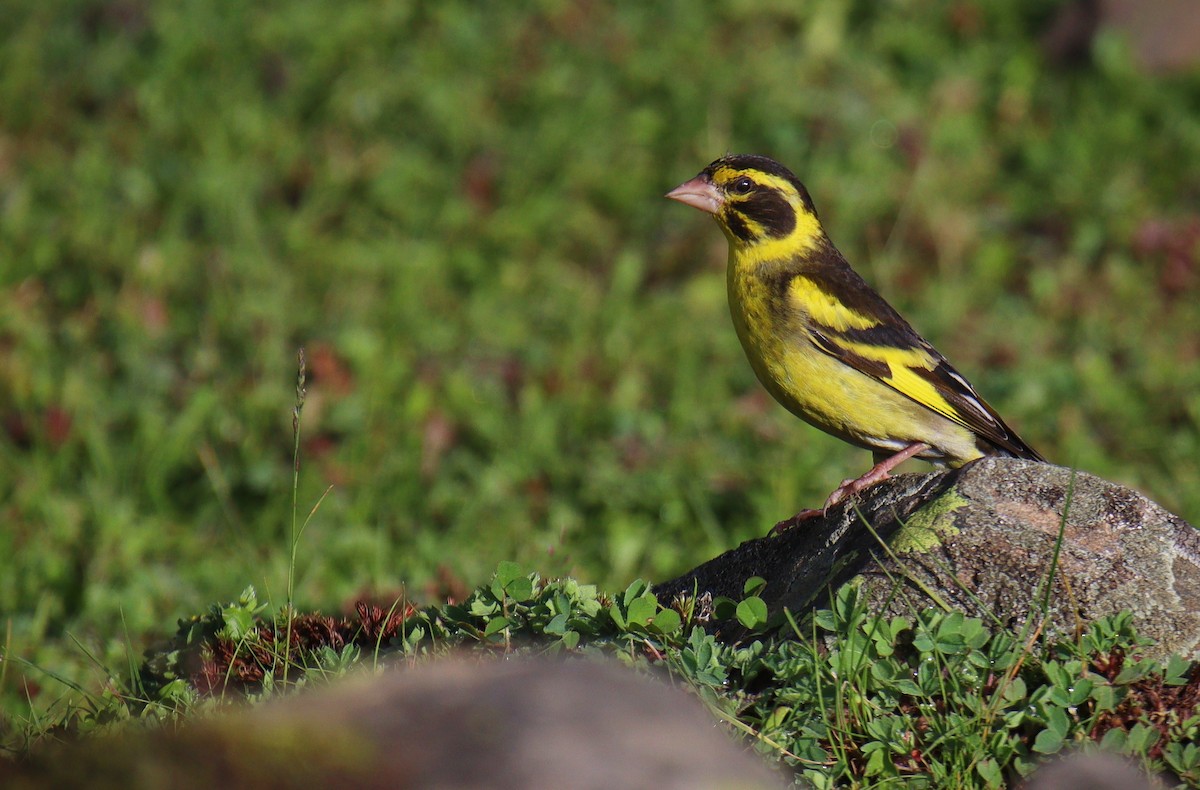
[{"xmin": 888, "ymin": 490, "xmax": 969, "ymax": 555}]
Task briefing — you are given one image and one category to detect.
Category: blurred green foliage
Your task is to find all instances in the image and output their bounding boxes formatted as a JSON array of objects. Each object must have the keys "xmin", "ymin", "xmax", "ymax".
[{"xmin": 1, "ymin": 0, "xmax": 1198, "ymax": 728}]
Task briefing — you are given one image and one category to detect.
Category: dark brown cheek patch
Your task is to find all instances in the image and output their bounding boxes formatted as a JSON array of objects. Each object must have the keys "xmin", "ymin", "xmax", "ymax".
[
  {"xmin": 724, "ymin": 210, "xmax": 754, "ymax": 241},
  {"xmin": 741, "ymin": 190, "xmax": 796, "ymax": 238}
]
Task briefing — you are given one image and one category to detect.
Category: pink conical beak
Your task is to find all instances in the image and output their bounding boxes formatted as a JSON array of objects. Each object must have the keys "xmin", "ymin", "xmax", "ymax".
[{"xmin": 665, "ymin": 176, "xmax": 723, "ymax": 215}]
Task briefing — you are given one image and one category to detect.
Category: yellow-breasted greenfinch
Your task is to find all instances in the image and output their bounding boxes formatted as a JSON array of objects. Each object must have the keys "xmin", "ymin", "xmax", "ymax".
[{"xmin": 667, "ymin": 154, "xmax": 1043, "ymax": 515}]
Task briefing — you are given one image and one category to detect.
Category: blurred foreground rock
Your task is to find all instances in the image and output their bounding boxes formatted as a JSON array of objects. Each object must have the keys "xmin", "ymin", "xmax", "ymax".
[
  {"xmin": 655, "ymin": 459, "xmax": 1200, "ymax": 659},
  {"xmin": 3, "ymin": 659, "xmax": 783, "ymax": 790},
  {"xmin": 1022, "ymin": 750, "xmax": 1164, "ymax": 790}
]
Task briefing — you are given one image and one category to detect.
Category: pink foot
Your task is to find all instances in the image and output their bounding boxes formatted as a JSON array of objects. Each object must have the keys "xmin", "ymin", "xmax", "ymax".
[
  {"xmin": 769, "ymin": 508, "xmax": 825, "ymax": 535},
  {"xmin": 822, "ymin": 442, "xmax": 932, "ymax": 512},
  {"xmin": 768, "ymin": 443, "xmax": 932, "ymax": 536}
]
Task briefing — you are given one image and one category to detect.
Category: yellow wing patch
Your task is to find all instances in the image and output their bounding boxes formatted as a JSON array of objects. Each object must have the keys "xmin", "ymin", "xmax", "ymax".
[
  {"xmin": 825, "ymin": 336, "xmax": 1003, "ymax": 438},
  {"xmin": 787, "ymin": 275, "xmax": 878, "ymax": 331},
  {"xmin": 784, "ymin": 275, "xmax": 998, "ymax": 436}
]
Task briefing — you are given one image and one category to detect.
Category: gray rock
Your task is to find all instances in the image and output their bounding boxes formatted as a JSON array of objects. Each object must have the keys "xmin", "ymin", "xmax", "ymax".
[
  {"xmin": 2, "ymin": 658, "xmax": 786, "ymax": 790},
  {"xmin": 654, "ymin": 459, "xmax": 1200, "ymax": 659},
  {"xmin": 1021, "ymin": 750, "xmax": 1165, "ymax": 790}
]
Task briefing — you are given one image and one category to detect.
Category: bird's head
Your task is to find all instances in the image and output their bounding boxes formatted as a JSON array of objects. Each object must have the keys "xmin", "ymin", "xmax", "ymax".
[{"xmin": 666, "ymin": 154, "xmax": 824, "ymax": 253}]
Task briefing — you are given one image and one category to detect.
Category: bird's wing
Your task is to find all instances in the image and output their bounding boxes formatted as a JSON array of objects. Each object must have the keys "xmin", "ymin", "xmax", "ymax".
[{"xmin": 790, "ymin": 267, "xmax": 1043, "ymax": 460}]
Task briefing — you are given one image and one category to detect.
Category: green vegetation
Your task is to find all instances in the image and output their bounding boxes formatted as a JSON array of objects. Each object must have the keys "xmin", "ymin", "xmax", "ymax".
[
  {"xmin": 1, "ymin": 0, "xmax": 1199, "ymax": 782},
  {"xmin": 19, "ymin": 568, "xmax": 1200, "ymax": 787}
]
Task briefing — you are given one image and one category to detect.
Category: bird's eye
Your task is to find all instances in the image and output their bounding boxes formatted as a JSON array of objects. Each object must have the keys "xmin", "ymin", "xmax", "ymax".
[{"xmin": 730, "ymin": 177, "xmax": 754, "ymax": 195}]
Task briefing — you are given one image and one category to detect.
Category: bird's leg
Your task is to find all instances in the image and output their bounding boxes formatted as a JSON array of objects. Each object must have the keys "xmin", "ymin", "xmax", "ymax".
[
  {"xmin": 822, "ymin": 442, "xmax": 931, "ymax": 512},
  {"xmin": 771, "ymin": 442, "xmax": 932, "ymax": 534}
]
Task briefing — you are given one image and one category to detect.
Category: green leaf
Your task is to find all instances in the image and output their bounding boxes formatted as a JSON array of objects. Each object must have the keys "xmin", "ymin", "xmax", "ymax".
[
  {"xmin": 626, "ymin": 594, "xmax": 657, "ymax": 627},
  {"xmin": 505, "ymin": 576, "xmax": 534, "ymax": 602},
  {"xmin": 712, "ymin": 596, "xmax": 738, "ymax": 621},
  {"xmin": 483, "ymin": 616, "xmax": 510, "ymax": 637},
  {"xmin": 869, "ymin": 658, "xmax": 899, "ymax": 683},
  {"xmin": 976, "ymin": 757, "xmax": 1003, "ymax": 788},
  {"xmin": 622, "ymin": 579, "xmax": 649, "ymax": 605},
  {"xmin": 650, "ymin": 608, "xmax": 682, "ymax": 636},
  {"xmin": 1032, "ymin": 727, "xmax": 1065, "ymax": 755},
  {"xmin": 401, "ymin": 625, "xmax": 425, "ymax": 651},
  {"xmin": 1125, "ymin": 722, "xmax": 1160, "ymax": 755},
  {"xmin": 544, "ymin": 613, "xmax": 568, "ymax": 635},
  {"xmin": 763, "ymin": 706, "xmax": 791, "ymax": 730},
  {"xmin": 220, "ymin": 606, "xmax": 255, "ymax": 641},
  {"xmin": 743, "ymin": 576, "xmax": 767, "ymax": 596},
  {"xmin": 1045, "ymin": 706, "xmax": 1069, "ymax": 737},
  {"xmin": 735, "ymin": 596, "xmax": 768, "ymax": 630},
  {"xmin": 494, "ymin": 561, "xmax": 523, "ymax": 587},
  {"xmin": 1164, "ymin": 742, "xmax": 1200, "ymax": 776},
  {"xmin": 608, "ymin": 605, "xmax": 627, "ymax": 630},
  {"xmin": 1090, "ymin": 682, "xmax": 1115, "ymax": 712},
  {"xmin": 864, "ymin": 745, "xmax": 889, "ymax": 777},
  {"xmin": 1067, "ymin": 678, "xmax": 1093, "ymax": 706},
  {"xmin": 832, "ymin": 585, "xmax": 861, "ymax": 625},
  {"xmin": 688, "ymin": 627, "xmax": 713, "ymax": 665},
  {"xmin": 1165, "ymin": 653, "xmax": 1191, "ymax": 685},
  {"xmin": 237, "ymin": 586, "xmax": 259, "ymax": 611},
  {"xmin": 1099, "ymin": 727, "xmax": 1127, "ymax": 751},
  {"xmin": 813, "ymin": 608, "xmax": 838, "ymax": 632},
  {"xmin": 915, "ymin": 659, "xmax": 940, "ymax": 695},
  {"xmin": 468, "ymin": 598, "xmax": 500, "ymax": 616},
  {"xmin": 1001, "ymin": 676, "xmax": 1027, "ymax": 704}
]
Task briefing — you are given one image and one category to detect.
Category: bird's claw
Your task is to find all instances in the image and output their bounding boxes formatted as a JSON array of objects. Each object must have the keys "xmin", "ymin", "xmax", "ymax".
[
  {"xmin": 771, "ymin": 443, "xmax": 933, "ymax": 536},
  {"xmin": 771, "ymin": 473, "xmax": 891, "ymax": 536},
  {"xmin": 822, "ymin": 472, "xmax": 882, "ymax": 513},
  {"xmin": 769, "ymin": 508, "xmax": 825, "ymax": 535}
]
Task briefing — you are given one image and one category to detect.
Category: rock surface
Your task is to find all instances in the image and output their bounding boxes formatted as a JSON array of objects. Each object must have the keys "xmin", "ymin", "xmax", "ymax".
[
  {"xmin": 654, "ymin": 459, "xmax": 1200, "ymax": 659},
  {"xmin": 2, "ymin": 658, "xmax": 784, "ymax": 790}
]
